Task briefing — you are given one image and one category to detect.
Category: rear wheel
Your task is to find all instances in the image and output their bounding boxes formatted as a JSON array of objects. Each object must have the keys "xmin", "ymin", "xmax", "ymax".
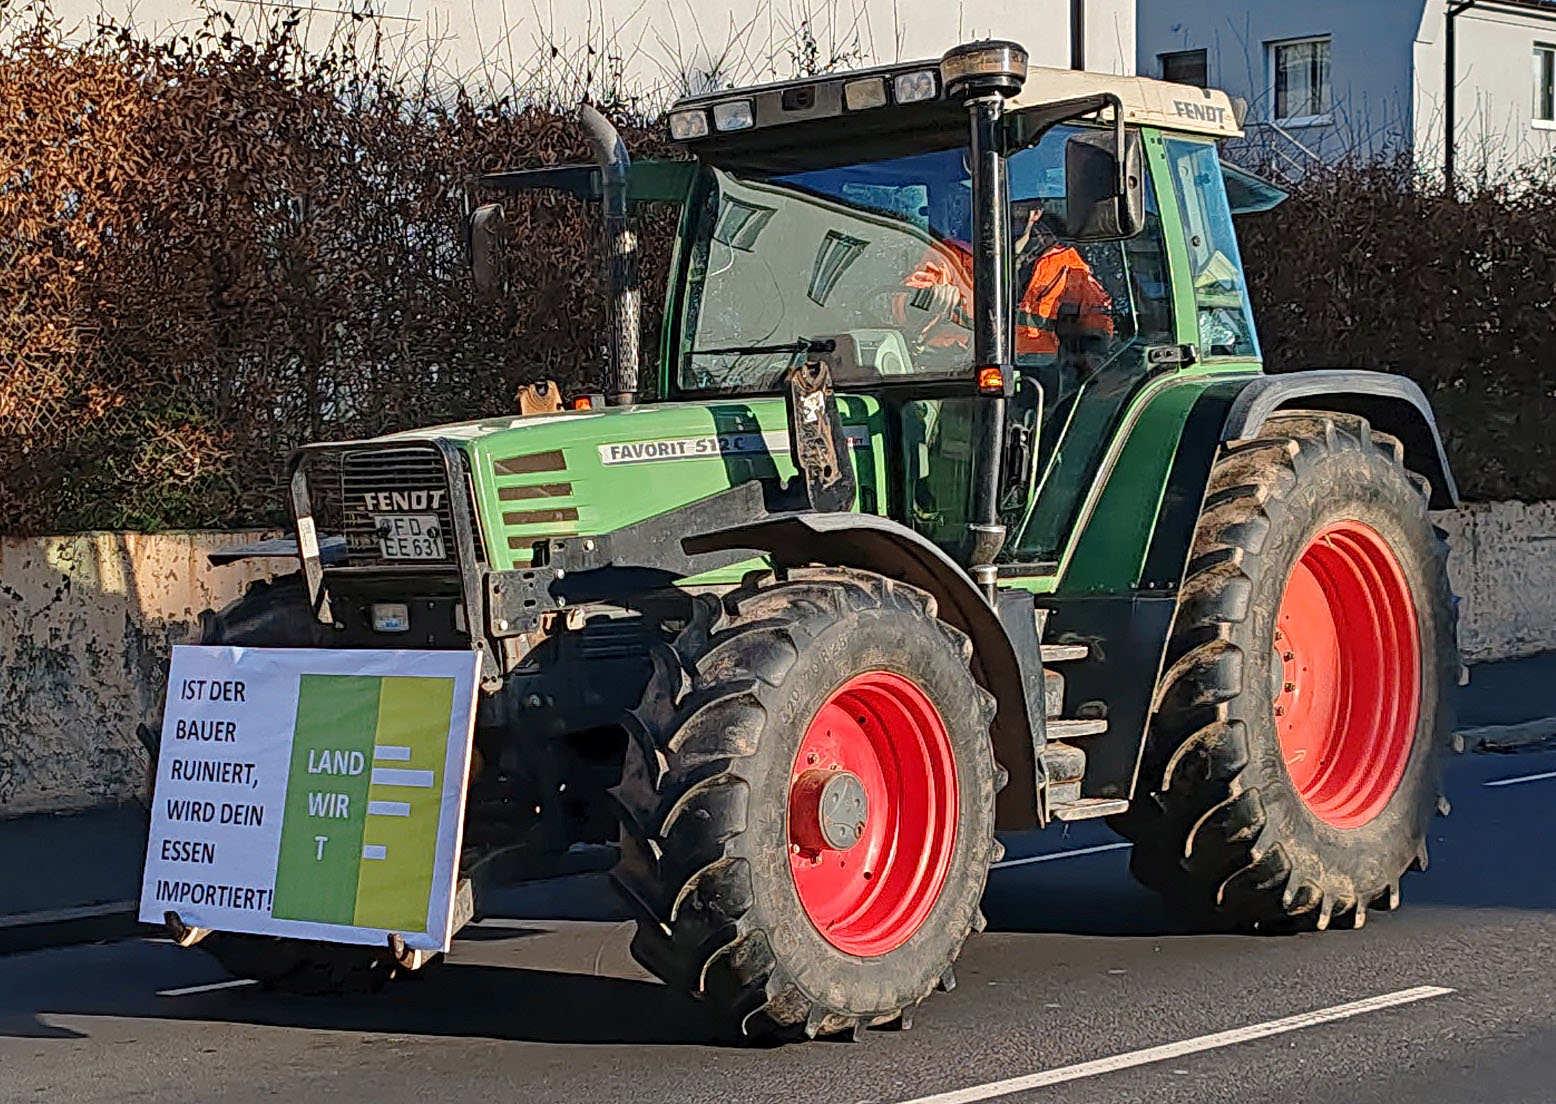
[
  {"xmin": 191, "ymin": 575, "xmax": 419, "ymax": 993},
  {"xmin": 1113, "ymin": 412, "xmax": 1456, "ymax": 931},
  {"xmin": 612, "ymin": 568, "xmax": 1000, "ymax": 1041}
]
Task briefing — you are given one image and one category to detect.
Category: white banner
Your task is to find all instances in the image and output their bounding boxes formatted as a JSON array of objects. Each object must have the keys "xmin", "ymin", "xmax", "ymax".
[{"xmin": 139, "ymin": 646, "xmax": 480, "ymax": 951}]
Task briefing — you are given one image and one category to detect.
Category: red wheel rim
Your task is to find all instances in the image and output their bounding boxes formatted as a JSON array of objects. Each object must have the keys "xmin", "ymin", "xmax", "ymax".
[
  {"xmin": 787, "ymin": 671, "xmax": 958, "ymax": 957},
  {"xmin": 1273, "ymin": 521, "xmax": 1420, "ymax": 829}
]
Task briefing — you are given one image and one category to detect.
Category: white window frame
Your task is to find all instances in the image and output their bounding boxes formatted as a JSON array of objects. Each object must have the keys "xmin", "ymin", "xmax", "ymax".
[
  {"xmin": 1535, "ymin": 43, "xmax": 1556, "ymax": 131},
  {"xmin": 1267, "ymin": 34, "xmax": 1333, "ymax": 128}
]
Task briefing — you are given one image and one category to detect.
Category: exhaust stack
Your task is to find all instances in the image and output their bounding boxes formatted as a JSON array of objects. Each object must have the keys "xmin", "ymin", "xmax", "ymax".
[{"xmin": 579, "ymin": 104, "xmax": 641, "ymax": 406}]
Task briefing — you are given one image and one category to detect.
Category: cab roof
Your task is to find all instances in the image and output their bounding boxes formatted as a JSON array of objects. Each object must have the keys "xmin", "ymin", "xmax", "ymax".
[{"xmin": 1011, "ymin": 65, "xmax": 1243, "ymax": 139}]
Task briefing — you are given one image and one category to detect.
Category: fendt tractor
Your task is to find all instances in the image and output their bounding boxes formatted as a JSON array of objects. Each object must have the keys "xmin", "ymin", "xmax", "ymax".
[{"xmin": 171, "ymin": 41, "xmax": 1459, "ymax": 1041}]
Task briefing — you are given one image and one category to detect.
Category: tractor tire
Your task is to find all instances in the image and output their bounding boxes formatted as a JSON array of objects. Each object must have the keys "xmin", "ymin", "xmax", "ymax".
[
  {"xmin": 1112, "ymin": 411, "xmax": 1456, "ymax": 932},
  {"xmin": 611, "ymin": 568, "xmax": 1001, "ymax": 1042},
  {"xmin": 190, "ymin": 573, "xmax": 420, "ymax": 994}
]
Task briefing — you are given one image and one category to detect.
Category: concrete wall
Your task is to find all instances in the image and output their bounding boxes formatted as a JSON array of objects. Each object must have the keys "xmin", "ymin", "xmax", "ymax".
[
  {"xmin": 1138, "ymin": 0, "xmax": 1556, "ymax": 173},
  {"xmin": 1435, "ymin": 500, "xmax": 1556, "ymax": 665},
  {"xmin": 40, "ymin": 0, "xmax": 1136, "ymax": 104},
  {"xmin": 3, "ymin": 503, "xmax": 1553, "ymax": 816},
  {"xmin": 0, "ymin": 533, "xmax": 277, "ymax": 818}
]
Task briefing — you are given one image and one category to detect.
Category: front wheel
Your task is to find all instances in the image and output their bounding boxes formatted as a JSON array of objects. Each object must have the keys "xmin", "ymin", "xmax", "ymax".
[
  {"xmin": 1114, "ymin": 411, "xmax": 1456, "ymax": 931},
  {"xmin": 611, "ymin": 568, "xmax": 1001, "ymax": 1042}
]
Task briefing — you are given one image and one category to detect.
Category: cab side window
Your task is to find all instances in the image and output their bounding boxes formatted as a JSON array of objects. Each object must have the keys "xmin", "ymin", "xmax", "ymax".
[{"xmin": 1163, "ymin": 137, "xmax": 1260, "ymax": 359}]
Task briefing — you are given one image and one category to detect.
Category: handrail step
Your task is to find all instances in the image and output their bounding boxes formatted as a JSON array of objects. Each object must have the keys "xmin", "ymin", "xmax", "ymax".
[
  {"xmin": 1040, "ymin": 643, "xmax": 1090, "ymax": 663},
  {"xmin": 1050, "ymin": 797, "xmax": 1130, "ymax": 822},
  {"xmin": 1047, "ymin": 718, "xmax": 1108, "ymax": 739}
]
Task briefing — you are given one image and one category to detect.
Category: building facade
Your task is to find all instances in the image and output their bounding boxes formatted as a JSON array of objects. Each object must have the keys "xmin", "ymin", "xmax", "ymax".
[
  {"xmin": 1138, "ymin": 0, "xmax": 1556, "ymax": 177},
  {"xmin": 42, "ymin": 0, "xmax": 1135, "ymax": 105}
]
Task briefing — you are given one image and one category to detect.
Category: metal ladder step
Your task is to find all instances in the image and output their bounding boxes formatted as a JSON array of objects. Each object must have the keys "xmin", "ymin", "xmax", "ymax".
[
  {"xmin": 1050, "ymin": 797, "xmax": 1130, "ymax": 821},
  {"xmin": 1040, "ymin": 642, "xmax": 1090, "ymax": 663},
  {"xmin": 1044, "ymin": 668, "xmax": 1064, "ymax": 718},
  {"xmin": 1046, "ymin": 718, "xmax": 1107, "ymax": 740}
]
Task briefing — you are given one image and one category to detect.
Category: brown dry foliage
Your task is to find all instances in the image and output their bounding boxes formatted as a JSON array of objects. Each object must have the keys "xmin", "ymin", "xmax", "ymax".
[
  {"xmin": 0, "ymin": 3, "xmax": 675, "ymax": 532},
  {"xmin": 4, "ymin": 7, "xmax": 1554, "ymax": 533}
]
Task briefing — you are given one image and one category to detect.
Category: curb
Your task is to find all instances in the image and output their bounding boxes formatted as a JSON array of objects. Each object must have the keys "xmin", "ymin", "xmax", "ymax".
[
  {"xmin": 1460, "ymin": 717, "xmax": 1556, "ymax": 754},
  {"xmin": 0, "ymin": 901, "xmax": 141, "ymax": 955}
]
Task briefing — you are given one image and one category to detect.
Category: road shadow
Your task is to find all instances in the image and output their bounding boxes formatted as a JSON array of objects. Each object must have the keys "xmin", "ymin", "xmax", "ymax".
[
  {"xmin": 0, "ymin": 958, "xmax": 727, "ymax": 1046},
  {"xmin": 982, "ymin": 873, "xmax": 1203, "ymax": 938},
  {"xmin": 222, "ymin": 962, "xmax": 727, "ymax": 1045}
]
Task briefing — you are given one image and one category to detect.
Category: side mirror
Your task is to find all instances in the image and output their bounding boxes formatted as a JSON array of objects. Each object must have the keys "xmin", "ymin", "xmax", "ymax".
[
  {"xmin": 1064, "ymin": 129, "xmax": 1144, "ymax": 241},
  {"xmin": 467, "ymin": 202, "xmax": 508, "ymax": 294}
]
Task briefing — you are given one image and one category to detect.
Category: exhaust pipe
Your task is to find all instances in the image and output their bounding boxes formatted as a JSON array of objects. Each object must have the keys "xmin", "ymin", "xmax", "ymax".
[{"xmin": 579, "ymin": 104, "xmax": 641, "ymax": 406}]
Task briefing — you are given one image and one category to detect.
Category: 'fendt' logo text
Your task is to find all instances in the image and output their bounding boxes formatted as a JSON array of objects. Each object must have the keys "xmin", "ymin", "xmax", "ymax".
[
  {"xmin": 1172, "ymin": 100, "xmax": 1229, "ymax": 126},
  {"xmin": 362, "ymin": 490, "xmax": 445, "ymax": 511}
]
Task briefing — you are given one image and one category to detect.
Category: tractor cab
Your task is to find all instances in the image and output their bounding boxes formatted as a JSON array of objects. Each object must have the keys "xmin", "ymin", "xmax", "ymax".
[{"xmin": 473, "ymin": 43, "xmax": 1275, "ymax": 589}]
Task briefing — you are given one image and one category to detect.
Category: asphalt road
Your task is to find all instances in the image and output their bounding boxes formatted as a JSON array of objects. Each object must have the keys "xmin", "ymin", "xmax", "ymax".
[{"xmin": 4, "ymin": 745, "xmax": 1555, "ymax": 1104}]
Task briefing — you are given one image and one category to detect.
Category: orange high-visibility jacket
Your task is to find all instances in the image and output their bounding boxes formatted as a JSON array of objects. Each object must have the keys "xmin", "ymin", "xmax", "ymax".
[{"xmin": 895, "ymin": 239, "xmax": 1113, "ymax": 356}]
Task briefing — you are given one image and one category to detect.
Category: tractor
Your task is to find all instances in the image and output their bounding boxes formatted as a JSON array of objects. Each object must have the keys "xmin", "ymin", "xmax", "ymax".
[{"xmin": 180, "ymin": 41, "xmax": 1458, "ymax": 1041}]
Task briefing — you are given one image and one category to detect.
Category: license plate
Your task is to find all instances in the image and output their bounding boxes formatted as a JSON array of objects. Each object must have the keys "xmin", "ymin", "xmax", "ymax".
[{"xmin": 374, "ymin": 514, "xmax": 445, "ymax": 560}]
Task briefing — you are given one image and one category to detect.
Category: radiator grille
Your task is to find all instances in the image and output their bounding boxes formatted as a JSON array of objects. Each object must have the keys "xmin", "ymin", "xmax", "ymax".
[{"xmin": 303, "ymin": 445, "xmax": 481, "ymax": 568}]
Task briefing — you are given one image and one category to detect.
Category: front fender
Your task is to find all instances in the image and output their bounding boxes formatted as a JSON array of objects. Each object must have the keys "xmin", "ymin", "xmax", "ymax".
[{"xmin": 689, "ymin": 513, "xmax": 1044, "ymax": 829}]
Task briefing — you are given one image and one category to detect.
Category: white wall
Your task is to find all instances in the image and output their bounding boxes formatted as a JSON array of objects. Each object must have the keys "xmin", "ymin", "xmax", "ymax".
[
  {"xmin": 1414, "ymin": 0, "xmax": 1556, "ymax": 179},
  {"xmin": 42, "ymin": 0, "xmax": 1134, "ymax": 105},
  {"xmin": 1138, "ymin": 0, "xmax": 1556, "ymax": 175},
  {"xmin": 1137, "ymin": 1, "xmax": 1425, "ymax": 169}
]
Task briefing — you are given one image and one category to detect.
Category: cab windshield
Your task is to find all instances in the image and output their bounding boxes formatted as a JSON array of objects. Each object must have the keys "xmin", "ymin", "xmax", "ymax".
[{"xmin": 676, "ymin": 146, "xmax": 977, "ymax": 393}]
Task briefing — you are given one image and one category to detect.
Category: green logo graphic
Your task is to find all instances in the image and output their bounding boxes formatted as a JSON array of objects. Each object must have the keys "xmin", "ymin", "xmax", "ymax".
[{"xmin": 271, "ymin": 674, "xmax": 455, "ymax": 932}]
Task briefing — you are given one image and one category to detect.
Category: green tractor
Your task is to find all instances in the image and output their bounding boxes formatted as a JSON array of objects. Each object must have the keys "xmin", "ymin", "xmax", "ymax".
[{"xmin": 186, "ymin": 41, "xmax": 1457, "ymax": 1039}]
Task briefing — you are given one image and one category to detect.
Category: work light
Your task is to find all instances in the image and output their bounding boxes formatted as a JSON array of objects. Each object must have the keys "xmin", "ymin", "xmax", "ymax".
[
  {"xmin": 668, "ymin": 108, "xmax": 709, "ymax": 140},
  {"xmin": 892, "ymin": 69, "xmax": 940, "ymax": 104},
  {"xmin": 843, "ymin": 77, "xmax": 888, "ymax": 111},
  {"xmin": 712, "ymin": 99, "xmax": 756, "ymax": 131}
]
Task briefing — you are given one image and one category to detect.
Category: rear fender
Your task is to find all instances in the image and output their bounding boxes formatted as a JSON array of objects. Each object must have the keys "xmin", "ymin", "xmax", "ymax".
[
  {"xmin": 1052, "ymin": 369, "xmax": 1458, "ymax": 802},
  {"xmin": 1223, "ymin": 371, "xmax": 1458, "ymax": 508},
  {"xmin": 689, "ymin": 514, "xmax": 1045, "ymax": 830}
]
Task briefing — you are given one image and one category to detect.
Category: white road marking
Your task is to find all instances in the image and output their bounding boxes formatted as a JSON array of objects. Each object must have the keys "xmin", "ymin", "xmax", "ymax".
[
  {"xmin": 1484, "ymin": 769, "xmax": 1556, "ymax": 788},
  {"xmin": 990, "ymin": 841, "xmax": 1131, "ymax": 870},
  {"xmin": 156, "ymin": 978, "xmax": 258, "ymax": 998},
  {"xmin": 362, "ymin": 844, "xmax": 388, "ymax": 860},
  {"xmin": 367, "ymin": 799, "xmax": 412, "ymax": 817},
  {"xmin": 370, "ymin": 767, "xmax": 435, "ymax": 788},
  {"xmin": 373, "ymin": 745, "xmax": 412, "ymax": 761},
  {"xmin": 893, "ymin": 986, "xmax": 1454, "ymax": 1104}
]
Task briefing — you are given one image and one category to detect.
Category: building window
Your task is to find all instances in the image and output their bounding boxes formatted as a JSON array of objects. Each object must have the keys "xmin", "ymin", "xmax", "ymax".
[
  {"xmin": 1269, "ymin": 36, "xmax": 1332, "ymax": 125},
  {"xmin": 1160, "ymin": 49, "xmax": 1208, "ymax": 88},
  {"xmin": 1535, "ymin": 45, "xmax": 1556, "ymax": 126}
]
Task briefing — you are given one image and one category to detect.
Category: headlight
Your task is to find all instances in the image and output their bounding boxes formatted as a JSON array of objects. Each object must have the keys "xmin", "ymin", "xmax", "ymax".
[
  {"xmin": 668, "ymin": 109, "xmax": 710, "ymax": 140},
  {"xmin": 939, "ymin": 40, "xmax": 1029, "ymax": 98},
  {"xmin": 712, "ymin": 99, "xmax": 756, "ymax": 131},
  {"xmin": 892, "ymin": 69, "xmax": 939, "ymax": 105}
]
